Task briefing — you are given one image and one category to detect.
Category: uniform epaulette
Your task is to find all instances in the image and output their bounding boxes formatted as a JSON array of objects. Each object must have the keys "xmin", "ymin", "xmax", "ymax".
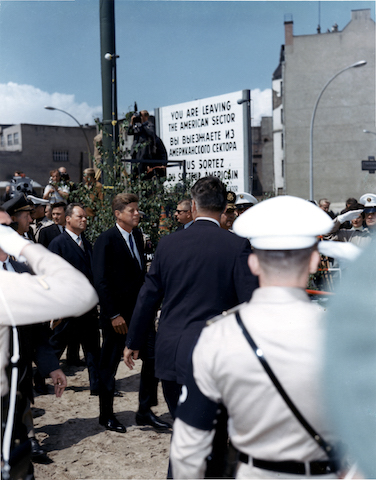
[{"xmin": 206, "ymin": 302, "xmax": 247, "ymax": 326}]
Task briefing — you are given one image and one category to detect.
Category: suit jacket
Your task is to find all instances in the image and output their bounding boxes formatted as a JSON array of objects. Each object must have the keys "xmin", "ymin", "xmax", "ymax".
[
  {"xmin": 9, "ymin": 258, "xmax": 59, "ymax": 401},
  {"xmin": 92, "ymin": 225, "xmax": 146, "ymax": 326},
  {"xmin": 38, "ymin": 223, "xmax": 63, "ymax": 248},
  {"xmin": 126, "ymin": 219, "xmax": 259, "ymax": 384},
  {"xmin": 48, "ymin": 230, "xmax": 93, "ymax": 283}
]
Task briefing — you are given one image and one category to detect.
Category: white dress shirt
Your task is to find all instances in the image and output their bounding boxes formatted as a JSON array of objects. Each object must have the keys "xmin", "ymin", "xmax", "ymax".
[{"xmin": 116, "ymin": 223, "xmax": 142, "ymax": 268}]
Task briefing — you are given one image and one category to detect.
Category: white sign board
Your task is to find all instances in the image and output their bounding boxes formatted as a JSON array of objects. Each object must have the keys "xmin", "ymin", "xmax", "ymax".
[{"xmin": 157, "ymin": 90, "xmax": 247, "ymax": 192}]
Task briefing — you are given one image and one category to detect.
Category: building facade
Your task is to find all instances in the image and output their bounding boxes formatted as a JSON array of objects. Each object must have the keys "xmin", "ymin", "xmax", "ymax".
[
  {"xmin": 273, "ymin": 9, "xmax": 375, "ymax": 205},
  {"xmin": 0, "ymin": 123, "xmax": 97, "ymax": 188},
  {"xmin": 252, "ymin": 117, "xmax": 274, "ymax": 196}
]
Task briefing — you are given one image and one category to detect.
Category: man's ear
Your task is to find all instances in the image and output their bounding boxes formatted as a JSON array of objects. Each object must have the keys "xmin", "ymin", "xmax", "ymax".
[
  {"xmin": 191, "ymin": 200, "xmax": 198, "ymax": 219},
  {"xmin": 309, "ymin": 249, "xmax": 321, "ymax": 274},
  {"xmin": 248, "ymin": 253, "xmax": 261, "ymax": 276},
  {"xmin": 114, "ymin": 210, "xmax": 120, "ymax": 220}
]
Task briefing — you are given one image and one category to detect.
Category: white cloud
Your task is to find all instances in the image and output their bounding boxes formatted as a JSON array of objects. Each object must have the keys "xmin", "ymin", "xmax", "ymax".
[
  {"xmin": 251, "ymin": 88, "xmax": 272, "ymax": 126},
  {"xmin": 0, "ymin": 82, "xmax": 101, "ymax": 126}
]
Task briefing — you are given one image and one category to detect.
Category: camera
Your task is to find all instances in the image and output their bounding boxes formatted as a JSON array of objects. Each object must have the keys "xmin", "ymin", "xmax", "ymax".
[{"xmin": 10, "ymin": 176, "xmax": 33, "ymax": 197}]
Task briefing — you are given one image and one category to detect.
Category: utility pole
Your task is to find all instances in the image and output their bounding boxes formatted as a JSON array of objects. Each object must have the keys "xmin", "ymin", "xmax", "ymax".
[{"xmin": 99, "ymin": 0, "xmax": 119, "ymax": 175}]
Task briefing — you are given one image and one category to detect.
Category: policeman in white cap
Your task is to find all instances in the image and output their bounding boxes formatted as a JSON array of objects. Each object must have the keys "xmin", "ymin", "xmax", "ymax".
[
  {"xmin": 359, "ymin": 193, "xmax": 376, "ymax": 233},
  {"xmin": 170, "ymin": 196, "xmax": 342, "ymax": 479},
  {"xmin": 27, "ymin": 195, "xmax": 53, "ymax": 242},
  {"xmin": 235, "ymin": 191, "xmax": 258, "ymax": 215}
]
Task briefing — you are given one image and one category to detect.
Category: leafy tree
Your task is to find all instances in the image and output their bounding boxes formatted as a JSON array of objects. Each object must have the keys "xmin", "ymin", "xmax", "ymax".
[{"xmin": 69, "ymin": 122, "xmax": 190, "ymax": 248}]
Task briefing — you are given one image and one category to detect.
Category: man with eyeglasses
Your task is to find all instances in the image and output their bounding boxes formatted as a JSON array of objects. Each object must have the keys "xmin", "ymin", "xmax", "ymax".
[{"xmin": 174, "ymin": 198, "xmax": 194, "ymax": 230}]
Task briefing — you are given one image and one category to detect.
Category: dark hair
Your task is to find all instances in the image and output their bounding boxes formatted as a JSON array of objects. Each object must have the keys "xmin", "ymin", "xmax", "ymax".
[
  {"xmin": 66, "ymin": 203, "xmax": 85, "ymax": 217},
  {"xmin": 112, "ymin": 193, "xmax": 139, "ymax": 215},
  {"xmin": 254, "ymin": 245, "xmax": 317, "ymax": 277},
  {"xmin": 52, "ymin": 202, "xmax": 67, "ymax": 211},
  {"xmin": 191, "ymin": 176, "xmax": 227, "ymax": 213}
]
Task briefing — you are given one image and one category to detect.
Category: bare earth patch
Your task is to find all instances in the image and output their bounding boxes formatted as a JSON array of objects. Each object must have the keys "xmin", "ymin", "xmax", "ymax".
[{"xmin": 32, "ymin": 359, "xmax": 172, "ymax": 480}]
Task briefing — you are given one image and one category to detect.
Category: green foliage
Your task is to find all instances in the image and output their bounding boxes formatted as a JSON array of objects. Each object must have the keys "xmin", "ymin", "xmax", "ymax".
[{"xmin": 69, "ymin": 131, "xmax": 190, "ymax": 247}]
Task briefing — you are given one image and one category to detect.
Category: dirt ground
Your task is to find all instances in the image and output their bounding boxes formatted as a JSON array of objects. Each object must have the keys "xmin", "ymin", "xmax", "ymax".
[{"xmin": 32, "ymin": 358, "xmax": 173, "ymax": 480}]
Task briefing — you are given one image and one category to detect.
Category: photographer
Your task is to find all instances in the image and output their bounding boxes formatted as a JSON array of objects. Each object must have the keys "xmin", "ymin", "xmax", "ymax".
[
  {"xmin": 43, "ymin": 169, "xmax": 69, "ymax": 204},
  {"xmin": 128, "ymin": 110, "xmax": 158, "ymax": 178}
]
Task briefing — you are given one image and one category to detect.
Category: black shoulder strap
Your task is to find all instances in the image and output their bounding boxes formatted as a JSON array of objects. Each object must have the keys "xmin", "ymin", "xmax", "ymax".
[{"xmin": 235, "ymin": 311, "xmax": 335, "ymax": 460}]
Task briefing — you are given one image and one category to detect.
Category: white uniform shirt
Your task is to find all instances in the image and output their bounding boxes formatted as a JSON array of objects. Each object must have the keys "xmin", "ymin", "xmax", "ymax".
[
  {"xmin": 171, "ymin": 287, "xmax": 337, "ymax": 479},
  {"xmin": 0, "ymin": 244, "xmax": 98, "ymax": 396}
]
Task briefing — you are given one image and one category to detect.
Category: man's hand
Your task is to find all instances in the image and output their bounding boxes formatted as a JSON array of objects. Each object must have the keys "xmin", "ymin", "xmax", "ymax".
[
  {"xmin": 111, "ymin": 315, "xmax": 128, "ymax": 335},
  {"xmin": 123, "ymin": 347, "xmax": 139, "ymax": 370},
  {"xmin": 49, "ymin": 369, "xmax": 67, "ymax": 398}
]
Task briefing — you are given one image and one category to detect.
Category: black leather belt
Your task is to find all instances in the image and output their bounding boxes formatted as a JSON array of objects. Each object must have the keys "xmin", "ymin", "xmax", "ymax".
[{"xmin": 239, "ymin": 453, "xmax": 338, "ymax": 476}]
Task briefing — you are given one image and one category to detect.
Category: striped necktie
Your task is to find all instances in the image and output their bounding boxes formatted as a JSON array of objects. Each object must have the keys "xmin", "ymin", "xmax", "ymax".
[{"xmin": 76, "ymin": 236, "xmax": 84, "ymax": 251}]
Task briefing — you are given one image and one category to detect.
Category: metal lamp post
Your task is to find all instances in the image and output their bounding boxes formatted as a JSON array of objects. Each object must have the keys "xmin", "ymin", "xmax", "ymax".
[
  {"xmin": 237, "ymin": 90, "xmax": 253, "ymax": 194},
  {"xmin": 309, "ymin": 60, "xmax": 367, "ymax": 201},
  {"xmin": 44, "ymin": 106, "xmax": 93, "ymax": 167}
]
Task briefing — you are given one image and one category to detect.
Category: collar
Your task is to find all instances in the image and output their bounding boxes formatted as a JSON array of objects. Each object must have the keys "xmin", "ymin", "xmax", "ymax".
[
  {"xmin": 184, "ymin": 220, "xmax": 194, "ymax": 229},
  {"xmin": 116, "ymin": 223, "xmax": 133, "ymax": 239},
  {"xmin": 251, "ymin": 287, "xmax": 311, "ymax": 305},
  {"xmin": 195, "ymin": 217, "xmax": 220, "ymax": 227},
  {"xmin": 65, "ymin": 228, "xmax": 81, "ymax": 242}
]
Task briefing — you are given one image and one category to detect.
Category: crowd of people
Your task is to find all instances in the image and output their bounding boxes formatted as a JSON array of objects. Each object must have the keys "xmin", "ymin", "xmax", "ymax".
[{"xmin": 1, "ymin": 171, "xmax": 376, "ymax": 479}]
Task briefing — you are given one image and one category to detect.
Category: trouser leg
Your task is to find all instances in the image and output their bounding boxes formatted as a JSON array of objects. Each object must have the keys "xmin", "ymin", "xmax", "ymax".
[
  {"xmin": 161, "ymin": 380, "xmax": 182, "ymax": 419},
  {"xmin": 138, "ymin": 328, "xmax": 159, "ymax": 413},
  {"xmin": 79, "ymin": 312, "xmax": 101, "ymax": 392},
  {"xmin": 98, "ymin": 325, "xmax": 125, "ymax": 420}
]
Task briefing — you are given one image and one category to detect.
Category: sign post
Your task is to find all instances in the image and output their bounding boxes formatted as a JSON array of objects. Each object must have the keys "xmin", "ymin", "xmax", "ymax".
[{"xmin": 156, "ymin": 90, "xmax": 250, "ymax": 192}]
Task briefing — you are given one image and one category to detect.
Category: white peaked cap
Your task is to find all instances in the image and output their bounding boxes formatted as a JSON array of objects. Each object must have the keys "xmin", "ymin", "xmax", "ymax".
[
  {"xmin": 233, "ymin": 195, "xmax": 334, "ymax": 250},
  {"xmin": 359, "ymin": 193, "xmax": 376, "ymax": 209},
  {"xmin": 235, "ymin": 192, "xmax": 258, "ymax": 205}
]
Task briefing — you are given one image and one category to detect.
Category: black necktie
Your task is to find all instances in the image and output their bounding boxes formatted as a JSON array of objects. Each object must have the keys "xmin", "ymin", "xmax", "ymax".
[{"xmin": 129, "ymin": 234, "xmax": 135, "ymax": 255}]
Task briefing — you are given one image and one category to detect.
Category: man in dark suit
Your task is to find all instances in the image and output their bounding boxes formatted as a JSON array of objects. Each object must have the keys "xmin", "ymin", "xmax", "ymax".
[
  {"xmin": 93, "ymin": 193, "xmax": 170, "ymax": 433},
  {"xmin": 124, "ymin": 177, "xmax": 258, "ymax": 476},
  {"xmin": 48, "ymin": 203, "xmax": 100, "ymax": 394},
  {"xmin": 38, "ymin": 202, "xmax": 66, "ymax": 248},
  {"xmin": 174, "ymin": 198, "xmax": 194, "ymax": 231}
]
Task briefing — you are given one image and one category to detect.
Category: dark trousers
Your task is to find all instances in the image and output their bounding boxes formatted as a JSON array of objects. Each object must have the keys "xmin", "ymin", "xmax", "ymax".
[
  {"xmin": 49, "ymin": 310, "xmax": 100, "ymax": 391},
  {"xmin": 162, "ymin": 380, "xmax": 229, "ymax": 479},
  {"xmin": 98, "ymin": 323, "xmax": 159, "ymax": 421}
]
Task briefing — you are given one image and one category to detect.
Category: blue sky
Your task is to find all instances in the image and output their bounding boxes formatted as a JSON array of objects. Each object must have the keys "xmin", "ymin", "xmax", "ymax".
[{"xmin": 0, "ymin": 0, "xmax": 374, "ymax": 126}]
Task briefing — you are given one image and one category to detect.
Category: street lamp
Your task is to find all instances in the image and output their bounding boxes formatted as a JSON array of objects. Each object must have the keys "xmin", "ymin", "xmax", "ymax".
[
  {"xmin": 237, "ymin": 90, "xmax": 253, "ymax": 194},
  {"xmin": 309, "ymin": 60, "xmax": 367, "ymax": 200},
  {"xmin": 44, "ymin": 106, "xmax": 93, "ymax": 167},
  {"xmin": 363, "ymin": 129, "xmax": 376, "ymax": 135}
]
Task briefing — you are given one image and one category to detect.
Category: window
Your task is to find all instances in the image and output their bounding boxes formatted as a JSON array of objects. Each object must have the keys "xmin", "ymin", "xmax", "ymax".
[
  {"xmin": 281, "ymin": 159, "xmax": 284, "ymax": 178},
  {"xmin": 0, "ymin": 135, "xmax": 4, "ymax": 147},
  {"xmin": 13, "ymin": 132, "xmax": 19, "ymax": 145},
  {"xmin": 280, "ymin": 109, "xmax": 284, "ymax": 124},
  {"xmin": 7, "ymin": 134, "xmax": 13, "ymax": 146},
  {"xmin": 53, "ymin": 151, "xmax": 69, "ymax": 162},
  {"xmin": 281, "ymin": 133, "xmax": 284, "ymax": 149}
]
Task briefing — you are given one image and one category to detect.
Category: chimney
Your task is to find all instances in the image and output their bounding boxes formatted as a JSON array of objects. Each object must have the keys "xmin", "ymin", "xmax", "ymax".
[{"xmin": 284, "ymin": 14, "xmax": 293, "ymax": 46}]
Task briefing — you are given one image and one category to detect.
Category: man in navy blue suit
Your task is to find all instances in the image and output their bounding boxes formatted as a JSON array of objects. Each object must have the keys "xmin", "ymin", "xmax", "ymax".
[
  {"xmin": 93, "ymin": 193, "xmax": 170, "ymax": 434},
  {"xmin": 48, "ymin": 203, "xmax": 100, "ymax": 395},
  {"xmin": 124, "ymin": 176, "xmax": 258, "ymax": 477}
]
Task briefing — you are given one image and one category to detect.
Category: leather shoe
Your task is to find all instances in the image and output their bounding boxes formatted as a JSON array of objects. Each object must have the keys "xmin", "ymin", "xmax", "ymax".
[
  {"xmin": 114, "ymin": 389, "xmax": 123, "ymax": 397},
  {"xmin": 99, "ymin": 416, "xmax": 126, "ymax": 433},
  {"xmin": 136, "ymin": 410, "xmax": 172, "ymax": 430},
  {"xmin": 30, "ymin": 437, "xmax": 44, "ymax": 458}
]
